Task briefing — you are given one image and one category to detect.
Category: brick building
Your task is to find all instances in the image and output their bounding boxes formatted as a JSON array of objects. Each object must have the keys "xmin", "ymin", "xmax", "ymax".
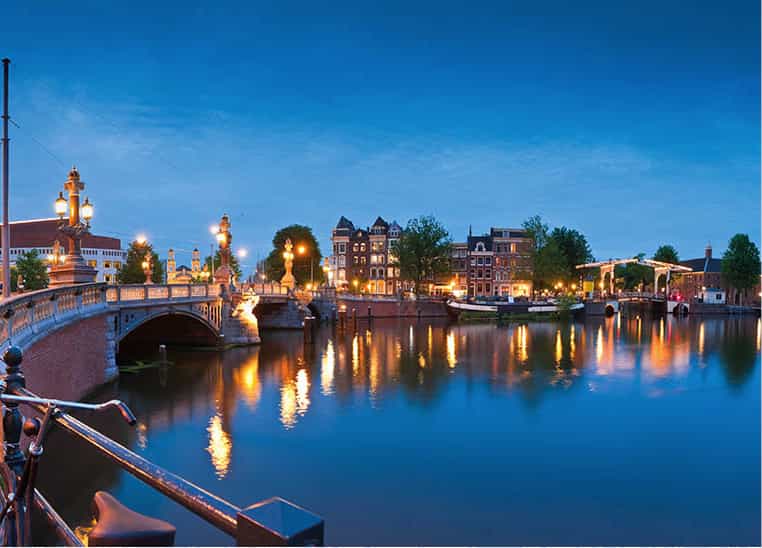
[
  {"xmin": 674, "ymin": 244, "xmax": 761, "ymax": 306},
  {"xmin": 330, "ymin": 216, "xmax": 402, "ymax": 294},
  {"xmin": 463, "ymin": 227, "xmax": 533, "ymax": 298}
]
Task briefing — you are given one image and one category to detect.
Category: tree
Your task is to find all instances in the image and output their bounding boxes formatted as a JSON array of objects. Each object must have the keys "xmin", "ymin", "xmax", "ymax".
[
  {"xmin": 616, "ymin": 253, "xmax": 651, "ymax": 290},
  {"xmin": 549, "ymin": 226, "xmax": 593, "ymax": 281},
  {"xmin": 117, "ymin": 240, "xmax": 163, "ymax": 284},
  {"xmin": 14, "ymin": 250, "xmax": 48, "ymax": 290},
  {"xmin": 722, "ymin": 234, "xmax": 761, "ymax": 296},
  {"xmin": 523, "ymin": 216, "xmax": 593, "ymax": 290},
  {"xmin": 533, "ymin": 238, "xmax": 568, "ymax": 290},
  {"xmin": 654, "ymin": 245, "xmax": 679, "ymax": 264},
  {"xmin": 204, "ymin": 250, "xmax": 242, "ymax": 281},
  {"xmin": 264, "ymin": 225, "xmax": 323, "ymax": 286},
  {"xmin": 391, "ymin": 216, "xmax": 452, "ymax": 294}
]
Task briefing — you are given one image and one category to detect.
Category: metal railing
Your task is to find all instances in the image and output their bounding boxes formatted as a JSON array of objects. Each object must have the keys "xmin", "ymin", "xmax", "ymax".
[{"xmin": 2, "ymin": 361, "xmax": 323, "ymax": 546}]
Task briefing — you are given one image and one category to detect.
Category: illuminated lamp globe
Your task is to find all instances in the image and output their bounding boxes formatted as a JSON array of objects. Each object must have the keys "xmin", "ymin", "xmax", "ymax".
[{"xmin": 54, "ymin": 192, "xmax": 67, "ymax": 218}]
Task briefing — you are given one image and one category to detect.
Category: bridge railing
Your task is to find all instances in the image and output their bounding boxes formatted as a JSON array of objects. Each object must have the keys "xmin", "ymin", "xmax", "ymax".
[
  {"xmin": 106, "ymin": 283, "xmax": 220, "ymax": 304},
  {"xmin": 0, "ymin": 283, "xmax": 108, "ymax": 350},
  {"xmin": 247, "ymin": 282, "xmax": 290, "ymax": 296}
]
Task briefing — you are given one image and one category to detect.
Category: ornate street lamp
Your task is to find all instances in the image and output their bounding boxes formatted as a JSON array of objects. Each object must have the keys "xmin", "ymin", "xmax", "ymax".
[
  {"xmin": 48, "ymin": 167, "xmax": 97, "ymax": 287},
  {"xmin": 213, "ymin": 214, "xmax": 234, "ymax": 286}
]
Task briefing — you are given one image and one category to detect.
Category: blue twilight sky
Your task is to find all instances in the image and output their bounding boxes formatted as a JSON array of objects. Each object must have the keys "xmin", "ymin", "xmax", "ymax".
[{"xmin": 3, "ymin": 1, "xmax": 760, "ymax": 271}]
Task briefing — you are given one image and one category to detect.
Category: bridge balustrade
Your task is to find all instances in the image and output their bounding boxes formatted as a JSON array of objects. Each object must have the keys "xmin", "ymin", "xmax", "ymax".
[
  {"xmin": 106, "ymin": 283, "xmax": 219, "ymax": 304},
  {"xmin": 0, "ymin": 283, "xmax": 109, "ymax": 350}
]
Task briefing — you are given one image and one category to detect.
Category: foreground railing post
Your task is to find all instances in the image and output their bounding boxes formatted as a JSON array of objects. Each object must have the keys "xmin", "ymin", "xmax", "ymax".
[{"xmin": 236, "ymin": 497, "xmax": 324, "ymax": 546}]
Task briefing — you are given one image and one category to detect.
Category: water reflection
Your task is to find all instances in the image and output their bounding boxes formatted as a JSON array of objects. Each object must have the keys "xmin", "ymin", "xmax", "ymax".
[{"xmin": 35, "ymin": 316, "xmax": 760, "ymax": 546}]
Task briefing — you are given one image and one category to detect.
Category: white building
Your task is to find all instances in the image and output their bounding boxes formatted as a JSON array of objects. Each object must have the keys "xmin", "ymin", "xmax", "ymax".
[{"xmin": 0, "ymin": 218, "xmax": 126, "ymax": 283}]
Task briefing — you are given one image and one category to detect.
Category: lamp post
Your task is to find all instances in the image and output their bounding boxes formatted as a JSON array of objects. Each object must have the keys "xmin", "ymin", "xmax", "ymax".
[
  {"xmin": 297, "ymin": 244, "xmax": 314, "ymax": 286},
  {"xmin": 48, "ymin": 167, "xmax": 97, "ymax": 287},
  {"xmin": 212, "ymin": 214, "xmax": 233, "ymax": 286}
]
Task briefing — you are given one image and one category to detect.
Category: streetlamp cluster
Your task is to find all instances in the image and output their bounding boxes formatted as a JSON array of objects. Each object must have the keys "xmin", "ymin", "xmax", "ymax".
[{"xmin": 48, "ymin": 167, "xmax": 98, "ymax": 287}]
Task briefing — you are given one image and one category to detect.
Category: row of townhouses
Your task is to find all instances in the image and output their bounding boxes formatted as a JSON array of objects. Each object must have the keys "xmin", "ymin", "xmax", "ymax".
[{"xmin": 328, "ymin": 216, "xmax": 535, "ymax": 297}]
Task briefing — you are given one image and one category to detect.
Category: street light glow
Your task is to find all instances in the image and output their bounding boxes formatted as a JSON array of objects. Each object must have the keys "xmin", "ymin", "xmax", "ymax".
[
  {"xmin": 210, "ymin": 225, "xmax": 219, "ymax": 235},
  {"xmin": 297, "ymin": 245, "xmax": 306, "ymax": 255},
  {"xmin": 237, "ymin": 248, "xmax": 247, "ymax": 258},
  {"xmin": 136, "ymin": 234, "xmax": 147, "ymax": 245}
]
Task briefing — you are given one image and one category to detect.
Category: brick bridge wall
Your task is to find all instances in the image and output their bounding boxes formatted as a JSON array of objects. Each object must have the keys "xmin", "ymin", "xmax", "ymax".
[
  {"xmin": 21, "ymin": 312, "xmax": 116, "ymax": 401},
  {"xmin": 336, "ymin": 298, "xmax": 448, "ymax": 318}
]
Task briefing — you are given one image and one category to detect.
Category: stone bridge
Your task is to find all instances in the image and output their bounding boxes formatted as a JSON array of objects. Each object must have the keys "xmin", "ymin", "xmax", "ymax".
[{"xmin": 0, "ymin": 283, "xmax": 262, "ymax": 401}]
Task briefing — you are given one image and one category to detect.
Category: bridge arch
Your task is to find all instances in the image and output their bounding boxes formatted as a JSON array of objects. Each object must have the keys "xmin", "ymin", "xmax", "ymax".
[{"xmin": 118, "ymin": 310, "xmax": 219, "ymax": 355}]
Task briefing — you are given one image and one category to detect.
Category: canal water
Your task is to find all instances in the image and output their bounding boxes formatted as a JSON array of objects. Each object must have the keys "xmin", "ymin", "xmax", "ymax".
[{"xmin": 38, "ymin": 316, "xmax": 760, "ymax": 545}]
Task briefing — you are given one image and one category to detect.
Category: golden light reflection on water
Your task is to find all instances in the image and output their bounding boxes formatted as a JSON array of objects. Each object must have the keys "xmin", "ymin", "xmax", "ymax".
[
  {"xmin": 321, "ymin": 340, "xmax": 335, "ymax": 395},
  {"xmin": 698, "ymin": 322, "xmax": 705, "ymax": 356},
  {"xmin": 516, "ymin": 325, "xmax": 528, "ymax": 362},
  {"xmin": 234, "ymin": 353, "xmax": 261, "ymax": 410},
  {"xmin": 206, "ymin": 414, "xmax": 232, "ymax": 479},
  {"xmin": 757, "ymin": 318, "xmax": 761, "ymax": 352},
  {"xmin": 446, "ymin": 331, "xmax": 457, "ymax": 368},
  {"xmin": 280, "ymin": 369, "xmax": 312, "ymax": 429},
  {"xmin": 204, "ymin": 317, "xmax": 758, "ymax": 436},
  {"xmin": 352, "ymin": 334, "xmax": 360, "ymax": 375}
]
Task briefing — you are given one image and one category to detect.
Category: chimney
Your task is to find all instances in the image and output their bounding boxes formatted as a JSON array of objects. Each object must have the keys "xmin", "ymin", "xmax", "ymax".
[{"xmin": 705, "ymin": 243, "xmax": 712, "ymax": 259}]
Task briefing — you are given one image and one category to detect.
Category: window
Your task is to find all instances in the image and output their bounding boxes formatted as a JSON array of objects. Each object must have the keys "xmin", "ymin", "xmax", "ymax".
[
  {"xmin": 378, "ymin": 269, "xmax": 384, "ymax": 279},
  {"xmin": 360, "ymin": 243, "xmax": 366, "ymax": 252},
  {"xmin": 485, "ymin": 283, "xmax": 491, "ymax": 294},
  {"xmin": 353, "ymin": 256, "xmax": 359, "ymax": 264},
  {"xmin": 485, "ymin": 257, "xmax": 491, "ymax": 266},
  {"xmin": 475, "ymin": 242, "xmax": 486, "ymax": 252},
  {"xmin": 113, "ymin": 261, "xmax": 121, "ymax": 269},
  {"xmin": 338, "ymin": 243, "xmax": 346, "ymax": 253},
  {"xmin": 353, "ymin": 243, "xmax": 359, "ymax": 252},
  {"xmin": 510, "ymin": 243, "xmax": 517, "ymax": 253},
  {"xmin": 88, "ymin": 260, "xmax": 97, "ymax": 268},
  {"xmin": 338, "ymin": 256, "xmax": 346, "ymax": 267},
  {"xmin": 360, "ymin": 256, "xmax": 366, "ymax": 264},
  {"xmin": 104, "ymin": 261, "xmax": 111, "ymax": 269},
  {"xmin": 387, "ymin": 267, "xmax": 395, "ymax": 278}
]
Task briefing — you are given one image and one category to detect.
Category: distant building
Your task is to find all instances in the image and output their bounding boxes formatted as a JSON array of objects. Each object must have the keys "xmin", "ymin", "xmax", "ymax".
[
  {"xmin": 330, "ymin": 216, "xmax": 402, "ymax": 294},
  {"xmin": 0, "ymin": 218, "xmax": 125, "ymax": 283},
  {"xmin": 674, "ymin": 244, "xmax": 760, "ymax": 306},
  {"xmin": 167, "ymin": 248, "xmax": 203, "ymax": 284}
]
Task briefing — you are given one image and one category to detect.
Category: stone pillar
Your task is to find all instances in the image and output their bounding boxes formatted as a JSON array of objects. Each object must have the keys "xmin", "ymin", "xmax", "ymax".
[
  {"xmin": 280, "ymin": 238, "xmax": 296, "ymax": 290},
  {"xmin": 214, "ymin": 214, "xmax": 234, "ymax": 287}
]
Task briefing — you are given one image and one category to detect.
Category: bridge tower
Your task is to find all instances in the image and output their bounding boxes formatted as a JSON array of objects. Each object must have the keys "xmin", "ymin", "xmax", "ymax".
[
  {"xmin": 166, "ymin": 248, "xmax": 176, "ymax": 283},
  {"xmin": 192, "ymin": 247, "xmax": 201, "ymax": 276}
]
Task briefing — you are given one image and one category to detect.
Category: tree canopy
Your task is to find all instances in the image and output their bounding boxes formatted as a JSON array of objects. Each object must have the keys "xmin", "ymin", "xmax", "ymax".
[
  {"xmin": 392, "ymin": 215, "xmax": 452, "ymax": 294},
  {"xmin": 654, "ymin": 245, "xmax": 679, "ymax": 264},
  {"xmin": 522, "ymin": 216, "xmax": 594, "ymax": 290},
  {"xmin": 117, "ymin": 240, "xmax": 163, "ymax": 284},
  {"xmin": 264, "ymin": 225, "xmax": 323, "ymax": 286},
  {"xmin": 615, "ymin": 253, "xmax": 651, "ymax": 290},
  {"xmin": 722, "ymin": 234, "xmax": 760, "ymax": 292},
  {"xmin": 15, "ymin": 250, "xmax": 48, "ymax": 291}
]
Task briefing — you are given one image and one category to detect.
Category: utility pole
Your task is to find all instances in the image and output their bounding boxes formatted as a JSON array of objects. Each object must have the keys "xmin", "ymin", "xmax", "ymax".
[{"xmin": 1, "ymin": 59, "xmax": 10, "ymax": 299}]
